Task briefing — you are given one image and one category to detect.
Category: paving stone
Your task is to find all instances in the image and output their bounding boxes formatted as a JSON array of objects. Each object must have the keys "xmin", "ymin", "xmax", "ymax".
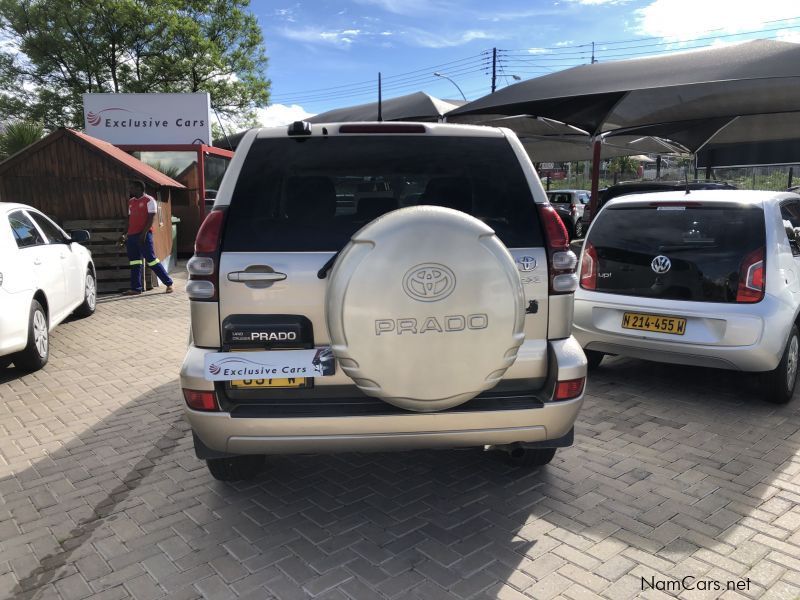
[{"xmin": 1, "ymin": 273, "xmax": 799, "ymax": 600}]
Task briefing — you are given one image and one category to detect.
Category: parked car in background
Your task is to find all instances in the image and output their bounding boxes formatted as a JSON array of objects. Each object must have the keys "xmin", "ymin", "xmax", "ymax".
[
  {"xmin": 584, "ymin": 180, "xmax": 737, "ymax": 221},
  {"xmin": 575, "ymin": 190, "xmax": 800, "ymax": 404},
  {"xmin": 547, "ymin": 189, "xmax": 590, "ymax": 239},
  {"xmin": 180, "ymin": 121, "xmax": 587, "ymax": 481},
  {"xmin": 0, "ymin": 203, "xmax": 96, "ymax": 372}
]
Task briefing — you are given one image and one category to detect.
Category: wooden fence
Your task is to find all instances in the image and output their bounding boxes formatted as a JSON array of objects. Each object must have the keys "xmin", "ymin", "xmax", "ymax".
[{"xmin": 63, "ymin": 219, "xmax": 156, "ymax": 294}]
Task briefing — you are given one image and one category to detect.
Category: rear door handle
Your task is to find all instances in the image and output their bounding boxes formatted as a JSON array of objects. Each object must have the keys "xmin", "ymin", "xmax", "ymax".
[{"xmin": 227, "ymin": 271, "xmax": 287, "ymax": 283}]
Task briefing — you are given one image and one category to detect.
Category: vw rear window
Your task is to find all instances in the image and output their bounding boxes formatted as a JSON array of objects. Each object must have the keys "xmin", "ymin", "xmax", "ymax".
[
  {"xmin": 588, "ymin": 204, "xmax": 765, "ymax": 302},
  {"xmin": 222, "ymin": 136, "xmax": 542, "ymax": 251}
]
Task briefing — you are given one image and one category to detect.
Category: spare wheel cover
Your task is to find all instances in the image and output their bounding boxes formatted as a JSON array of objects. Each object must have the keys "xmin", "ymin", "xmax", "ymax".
[{"xmin": 326, "ymin": 206, "xmax": 525, "ymax": 412}]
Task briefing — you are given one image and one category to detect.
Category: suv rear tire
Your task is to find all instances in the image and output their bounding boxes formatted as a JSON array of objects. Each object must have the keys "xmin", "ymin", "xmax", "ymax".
[
  {"xmin": 762, "ymin": 325, "xmax": 799, "ymax": 404},
  {"xmin": 206, "ymin": 455, "xmax": 264, "ymax": 481},
  {"xmin": 505, "ymin": 447, "xmax": 556, "ymax": 467}
]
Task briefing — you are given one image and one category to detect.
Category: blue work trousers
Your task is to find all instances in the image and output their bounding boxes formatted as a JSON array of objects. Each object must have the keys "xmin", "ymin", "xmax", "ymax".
[{"xmin": 126, "ymin": 231, "xmax": 173, "ymax": 291}]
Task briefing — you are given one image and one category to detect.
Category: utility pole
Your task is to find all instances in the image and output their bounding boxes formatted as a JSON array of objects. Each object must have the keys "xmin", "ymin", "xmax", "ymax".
[
  {"xmin": 591, "ymin": 42, "xmax": 597, "ymax": 64},
  {"xmin": 491, "ymin": 48, "xmax": 497, "ymax": 93},
  {"xmin": 377, "ymin": 72, "xmax": 382, "ymax": 122}
]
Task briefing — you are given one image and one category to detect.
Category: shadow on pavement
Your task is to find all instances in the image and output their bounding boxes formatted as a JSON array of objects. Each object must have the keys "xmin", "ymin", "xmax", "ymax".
[{"xmin": 1, "ymin": 357, "xmax": 799, "ymax": 599}]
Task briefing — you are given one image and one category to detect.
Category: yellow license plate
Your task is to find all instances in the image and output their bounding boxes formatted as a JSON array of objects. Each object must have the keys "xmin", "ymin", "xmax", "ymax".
[
  {"xmin": 622, "ymin": 312, "xmax": 686, "ymax": 335},
  {"xmin": 230, "ymin": 378, "xmax": 307, "ymax": 389}
]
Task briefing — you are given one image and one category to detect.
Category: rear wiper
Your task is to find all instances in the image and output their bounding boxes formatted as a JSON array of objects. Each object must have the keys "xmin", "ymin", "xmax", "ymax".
[{"xmin": 317, "ymin": 251, "xmax": 341, "ymax": 279}]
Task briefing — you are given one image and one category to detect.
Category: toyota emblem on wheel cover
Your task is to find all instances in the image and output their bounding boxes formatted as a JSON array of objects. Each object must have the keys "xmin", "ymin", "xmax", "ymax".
[
  {"xmin": 403, "ymin": 263, "xmax": 456, "ymax": 302},
  {"xmin": 517, "ymin": 256, "xmax": 537, "ymax": 272},
  {"xmin": 651, "ymin": 255, "xmax": 672, "ymax": 274}
]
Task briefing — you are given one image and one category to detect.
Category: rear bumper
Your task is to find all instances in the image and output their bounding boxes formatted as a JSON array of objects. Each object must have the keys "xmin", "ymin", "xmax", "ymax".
[
  {"xmin": 180, "ymin": 337, "xmax": 587, "ymax": 455},
  {"xmin": 573, "ymin": 292, "xmax": 791, "ymax": 372}
]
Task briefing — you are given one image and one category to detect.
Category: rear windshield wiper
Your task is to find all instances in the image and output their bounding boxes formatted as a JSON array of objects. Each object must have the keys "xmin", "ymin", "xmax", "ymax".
[{"xmin": 317, "ymin": 251, "xmax": 341, "ymax": 279}]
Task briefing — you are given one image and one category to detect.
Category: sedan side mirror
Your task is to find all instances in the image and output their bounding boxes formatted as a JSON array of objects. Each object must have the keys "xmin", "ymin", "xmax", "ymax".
[{"xmin": 70, "ymin": 229, "xmax": 91, "ymax": 243}]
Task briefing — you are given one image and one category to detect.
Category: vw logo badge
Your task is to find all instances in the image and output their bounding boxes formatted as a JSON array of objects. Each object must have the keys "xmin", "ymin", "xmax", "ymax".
[
  {"xmin": 651, "ymin": 255, "xmax": 672, "ymax": 274},
  {"xmin": 517, "ymin": 256, "xmax": 537, "ymax": 272},
  {"xmin": 403, "ymin": 263, "xmax": 456, "ymax": 302}
]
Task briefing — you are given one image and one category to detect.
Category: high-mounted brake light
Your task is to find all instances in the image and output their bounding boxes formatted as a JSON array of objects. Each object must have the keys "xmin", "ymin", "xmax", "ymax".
[
  {"xmin": 537, "ymin": 204, "xmax": 578, "ymax": 294},
  {"xmin": 187, "ymin": 209, "xmax": 226, "ymax": 301},
  {"xmin": 736, "ymin": 247, "xmax": 765, "ymax": 303},
  {"xmin": 339, "ymin": 124, "xmax": 426, "ymax": 134},
  {"xmin": 580, "ymin": 242, "xmax": 598, "ymax": 290}
]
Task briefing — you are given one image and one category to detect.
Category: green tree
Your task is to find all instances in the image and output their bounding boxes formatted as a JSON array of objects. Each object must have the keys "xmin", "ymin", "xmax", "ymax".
[
  {"xmin": 0, "ymin": 0, "xmax": 269, "ymax": 128},
  {"xmin": 0, "ymin": 120, "xmax": 44, "ymax": 159},
  {"xmin": 608, "ymin": 156, "xmax": 639, "ymax": 177}
]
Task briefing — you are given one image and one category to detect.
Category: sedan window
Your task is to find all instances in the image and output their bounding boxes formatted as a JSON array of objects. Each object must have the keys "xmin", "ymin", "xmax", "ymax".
[
  {"xmin": 8, "ymin": 211, "xmax": 45, "ymax": 248},
  {"xmin": 29, "ymin": 212, "xmax": 69, "ymax": 244}
]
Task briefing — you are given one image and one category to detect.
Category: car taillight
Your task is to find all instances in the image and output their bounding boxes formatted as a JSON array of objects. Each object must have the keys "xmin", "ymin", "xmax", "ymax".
[
  {"xmin": 187, "ymin": 208, "xmax": 226, "ymax": 301},
  {"xmin": 555, "ymin": 377, "xmax": 585, "ymax": 401},
  {"xmin": 737, "ymin": 247, "xmax": 765, "ymax": 303},
  {"xmin": 570, "ymin": 204, "xmax": 577, "ymax": 215},
  {"xmin": 580, "ymin": 241, "xmax": 598, "ymax": 290},
  {"xmin": 537, "ymin": 204, "xmax": 578, "ymax": 294},
  {"xmin": 195, "ymin": 209, "xmax": 225, "ymax": 253},
  {"xmin": 182, "ymin": 389, "xmax": 219, "ymax": 411}
]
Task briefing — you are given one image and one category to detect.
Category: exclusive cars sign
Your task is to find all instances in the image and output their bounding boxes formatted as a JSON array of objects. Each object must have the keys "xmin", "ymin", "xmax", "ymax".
[
  {"xmin": 82, "ymin": 92, "xmax": 212, "ymax": 145},
  {"xmin": 203, "ymin": 348, "xmax": 335, "ymax": 381}
]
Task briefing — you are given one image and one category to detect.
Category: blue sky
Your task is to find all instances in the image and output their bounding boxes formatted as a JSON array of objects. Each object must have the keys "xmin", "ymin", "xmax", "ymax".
[{"xmin": 251, "ymin": 0, "xmax": 800, "ymax": 124}]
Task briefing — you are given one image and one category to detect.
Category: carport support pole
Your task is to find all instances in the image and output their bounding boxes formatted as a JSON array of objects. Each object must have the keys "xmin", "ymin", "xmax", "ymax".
[
  {"xmin": 589, "ymin": 139, "xmax": 601, "ymax": 221},
  {"xmin": 789, "ymin": 167, "xmax": 794, "ymax": 189},
  {"xmin": 656, "ymin": 155, "xmax": 661, "ymax": 180}
]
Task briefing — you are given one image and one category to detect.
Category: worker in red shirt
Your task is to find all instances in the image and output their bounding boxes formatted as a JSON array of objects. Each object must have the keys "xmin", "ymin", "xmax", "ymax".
[{"xmin": 124, "ymin": 179, "xmax": 174, "ymax": 295}]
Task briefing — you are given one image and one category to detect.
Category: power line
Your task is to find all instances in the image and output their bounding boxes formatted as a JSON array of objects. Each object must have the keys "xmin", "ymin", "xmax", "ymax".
[
  {"xmin": 271, "ymin": 16, "xmax": 800, "ymax": 108},
  {"xmin": 274, "ymin": 62, "xmax": 489, "ymax": 106},
  {"xmin": 500, "ymin": 15, "xmax": 800, "ymax": 52},
  {"xmin": 270, "ymin": 52, "xmax": 489, "ymax": 101}
]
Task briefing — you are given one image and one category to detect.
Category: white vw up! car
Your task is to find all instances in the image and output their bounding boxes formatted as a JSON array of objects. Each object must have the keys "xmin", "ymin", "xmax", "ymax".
[{"xmin": 574, "ymin": 190, "xmax": 800, "ymax": 404}]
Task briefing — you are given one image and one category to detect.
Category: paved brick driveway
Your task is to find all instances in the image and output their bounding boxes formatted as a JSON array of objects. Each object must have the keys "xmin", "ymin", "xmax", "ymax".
[{"xmin": 1, "ymin": 273, "xmax": 800, "ymax": 600}]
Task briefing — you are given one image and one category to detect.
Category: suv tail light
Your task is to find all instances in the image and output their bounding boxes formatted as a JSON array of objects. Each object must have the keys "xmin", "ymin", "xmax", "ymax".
[
  {"xmin": 186, "ymin": 208, "xmax": 226, "ymax": 301},
  {"xmin": 736, "ymin": 247, "xmax": 765, "ymax": 303},
  {"xmin": 580, "ymin": 241, "xmax": 598, "ymax": 290},
  {"xmin": 537, "ymin": 204, "xmax": 578, "ymax": 294},
  {"xmin": 570, "ymin": 204, "xmax": 577, "ymax": 215},
  {"xmin": 183, "ymin": 389, "xmax": 219, "ymax": 411},
  {"xmin": 555, "ymin": 377, "xmax": 585, "ymax": 401}
]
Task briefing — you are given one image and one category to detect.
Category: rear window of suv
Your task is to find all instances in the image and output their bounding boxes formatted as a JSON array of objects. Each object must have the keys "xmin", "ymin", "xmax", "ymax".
[
  {"xmin": 222, "ymin": 136, "xmax": 543, "ymax": 251},
  {"xmin": 588, "ymin": 203, "xmax": 765, "ymax": 302}
]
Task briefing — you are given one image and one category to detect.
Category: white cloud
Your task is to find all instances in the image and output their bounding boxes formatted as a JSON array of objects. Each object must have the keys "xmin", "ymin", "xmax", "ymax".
[
  {"xmin": 566, "ymin": 0, "xmax": 632, "ymax": 4},
  {"xmin": 256, "ymin": 104, "xmax": 316, "ymax": 127},
  {"xmin": 776, "ymin": 28, "xmax": 800, "ymax": 43},
  {"xmin": 527, "ymin": 47, "xmax": 551, "ymax": 54},
  {"xmin": 555, "ymin": 40, "xmax": 575, "ymax": 47},
  {"xmin": 403, "ymin": 28, "xmax": 493, "ymax": 48},
  {"xmin": 353, "ymin": 0, "xmax": 452, "ymax": 16},
  {"xmin": 635, "ymin": 0, "xmax": 799, "ymax": 40},
  {"xmin": 280, "ymin": 27, "xmax": 362, "ymax": 47}
]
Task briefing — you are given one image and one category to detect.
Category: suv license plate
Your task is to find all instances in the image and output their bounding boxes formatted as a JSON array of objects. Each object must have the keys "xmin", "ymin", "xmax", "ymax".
[
  {"xmin": 622, "ymin": 312, "xmax": 686, "ymax": 335},
  {"xmin": 230, "ymin": 378, "xmax": 307, "ymax": 389}
]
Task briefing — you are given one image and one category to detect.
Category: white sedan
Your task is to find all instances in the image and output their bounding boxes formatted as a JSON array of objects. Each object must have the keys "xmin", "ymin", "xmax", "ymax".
[{"xmin": 0, "ymin": 203, "xmax": 96, "ymax": 371}]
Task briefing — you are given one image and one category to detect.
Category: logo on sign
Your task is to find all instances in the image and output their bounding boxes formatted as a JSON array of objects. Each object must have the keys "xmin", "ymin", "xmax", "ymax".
[
  {"xmin": 517, "ymin": 256, "xmax": 537, "ymax": 272},
  {"xmin": 403, "ymin": 263, "xmax": 456, "ymax": 302},
  {"xmin": 651, "ymin": 255, "xmax": 672, "ymax": 274}
]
